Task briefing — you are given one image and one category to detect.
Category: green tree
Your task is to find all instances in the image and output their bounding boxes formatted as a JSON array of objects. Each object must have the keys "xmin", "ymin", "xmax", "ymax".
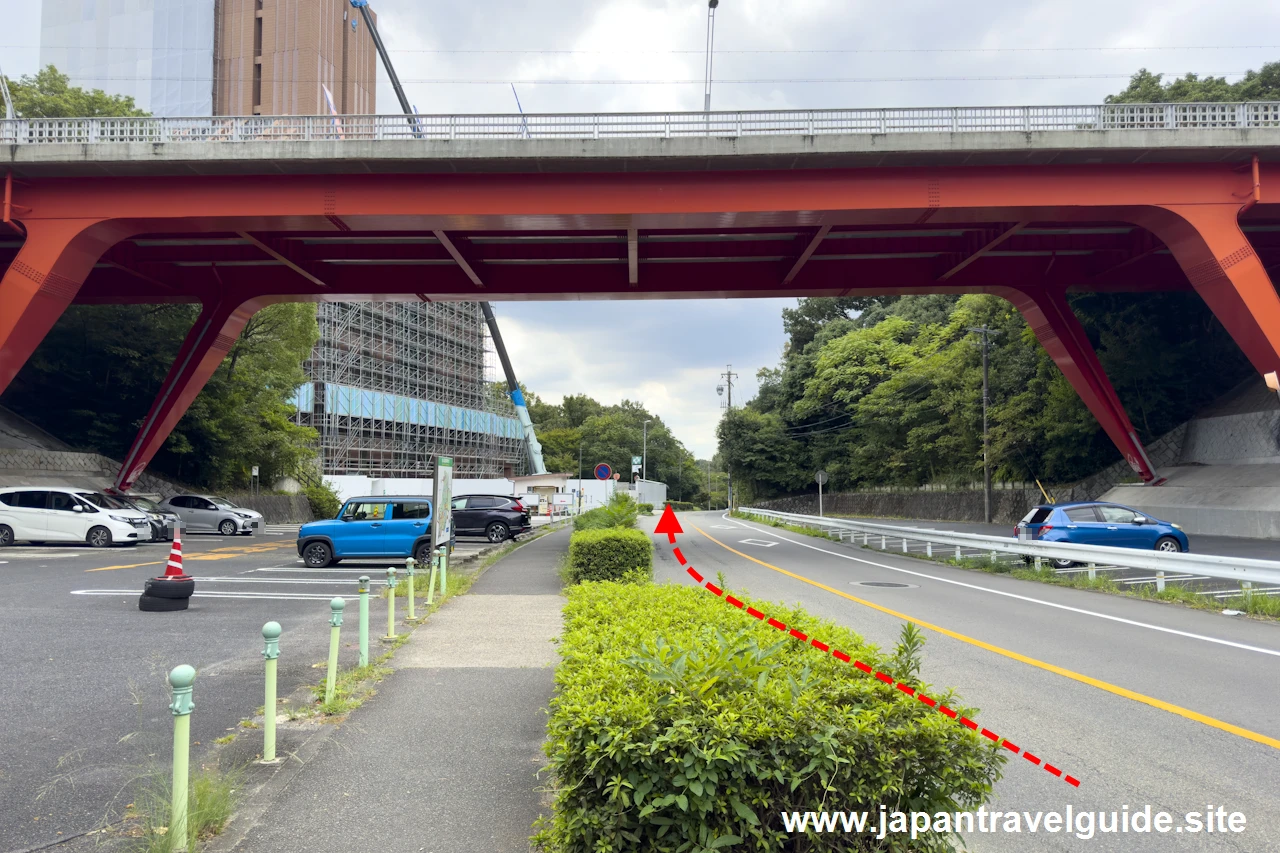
[
  {"xmin": 1106, "ymin": 61, "xmax": 1280, "ymax": 103},
  {"xmin": 6, "ymin": 65, "xmax": 149, "ymax": 118}
]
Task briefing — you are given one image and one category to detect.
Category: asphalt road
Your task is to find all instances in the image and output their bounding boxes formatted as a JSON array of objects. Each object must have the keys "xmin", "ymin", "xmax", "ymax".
[
  {"xmin": 651, "ymin": 511, "xmax": 1280, "ymax": 852},
  {"xmin": 0, "ymin": 527, "xmax": 499, "ymax": 853}
]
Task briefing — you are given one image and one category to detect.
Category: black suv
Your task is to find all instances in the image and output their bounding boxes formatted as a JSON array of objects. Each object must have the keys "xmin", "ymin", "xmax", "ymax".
[{"xmin": 451, "ymin": 494, "xmax": 532, "ymax": 542}]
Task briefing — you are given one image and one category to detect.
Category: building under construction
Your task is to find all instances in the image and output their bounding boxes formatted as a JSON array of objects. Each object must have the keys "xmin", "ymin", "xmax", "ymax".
[{"xmin": 293, "ymin": 302, "xmax": 527, "ymax": 479}]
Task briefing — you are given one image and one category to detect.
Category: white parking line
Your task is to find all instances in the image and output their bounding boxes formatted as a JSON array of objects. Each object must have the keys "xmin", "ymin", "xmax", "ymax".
[
  {"xmin": 72, "ymin": 589, "xmax": 361, "ymax": 601},
  {"xmin": 182, "ymin": 576, "xmax": 387, "ymax": 586}
]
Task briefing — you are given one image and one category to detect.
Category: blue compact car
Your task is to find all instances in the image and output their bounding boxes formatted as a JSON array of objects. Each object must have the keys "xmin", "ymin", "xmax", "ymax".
[
  {"xmin": 297, "ymin": 495, "xmax": 451, "ymax": 568},
  {"xmin": 1015, "ymin": 502, "xmax": 1189, "ymax": 568}
]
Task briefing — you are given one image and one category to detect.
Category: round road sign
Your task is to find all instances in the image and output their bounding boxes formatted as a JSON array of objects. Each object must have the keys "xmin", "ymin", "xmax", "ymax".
[
  {"xmin": 815, "ymin": 470, "xmax": 829, "ymax": 486},
  {"xmin": 594, "ymin": 463, "xmax": 613, "ymax": 480}
]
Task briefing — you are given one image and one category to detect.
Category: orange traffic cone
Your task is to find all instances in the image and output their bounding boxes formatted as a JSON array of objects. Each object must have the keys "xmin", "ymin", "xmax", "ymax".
[{"xmin": 164, "ymin": 529, "xmax": 189, "ymax": 578}]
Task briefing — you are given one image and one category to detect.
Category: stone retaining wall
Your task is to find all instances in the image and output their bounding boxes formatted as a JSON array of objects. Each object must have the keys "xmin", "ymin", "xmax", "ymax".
[{"xmin": 223, "ymin": 493, "xmax": 313, "ymax": 524}]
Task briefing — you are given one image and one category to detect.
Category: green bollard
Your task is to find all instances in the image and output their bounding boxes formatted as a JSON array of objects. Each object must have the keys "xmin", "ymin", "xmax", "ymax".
[
  {"xmin": 325, "ymin": 598, "xmax": 344, "ymax": 705},
  {"xmin": 405, "ymin": 556, "xmax": 416, "ymax": 622},
  {"xmin": 168, "ymin": 665, "xmax": 196, "ymax": 853},
  {"xmin": 438, "ymin": 546, "xmax": 448, "ymax": 600},
  {"xmin": 358, "ymin": 576, "xmax": 370, "ymax": 667},
  {"xmin": 261, "ymin": 622, "xmax": 281, "ymax": 764},
  {"xmin": 383, "ymin": 567, "xmax": 398, "ymax": 642},
  {"xmin": 426, "ymin": 550, "xmax": 439, "ymax": 606}
]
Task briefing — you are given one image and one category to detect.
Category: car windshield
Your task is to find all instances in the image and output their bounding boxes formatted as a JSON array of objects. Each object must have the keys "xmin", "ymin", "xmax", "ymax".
[
  {"xmin": 77, "ymin": 492, "xmax": 131, "ymax": 510},
  {"xmin": 1021, "ymin": 507, "xmax": 1052, "ymax": 524},
  {"xmin": 129, "ymin": 497, "xmax": 163, "ymax": 512}
]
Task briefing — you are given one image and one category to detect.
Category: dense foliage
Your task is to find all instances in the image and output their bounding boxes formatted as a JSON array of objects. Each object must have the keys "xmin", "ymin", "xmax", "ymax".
[
  {"xmin": 528, "ymin": 392, "xmax": 709, "ymax": 505},
  {"xmin": 1105, "ymin": 62, "xmax": 1280, "ymax": 103},
  {"xmin": 721, "ymin": 293, "xmax": 1249, "ymax": 502},
  {"xmin": 535, "ymin": 581, "xmax": 1003, "ymax": 851},
  {"xmin": 573, "ymin": 492, "xmax": 641, "ymax": 531},
  {"xmin": 6, "ymin": 65, "xmax": 149, "ymax": 118},
  {"xmin": 3, "ymin": 304, "xmax": 320, "ymax": 490}
]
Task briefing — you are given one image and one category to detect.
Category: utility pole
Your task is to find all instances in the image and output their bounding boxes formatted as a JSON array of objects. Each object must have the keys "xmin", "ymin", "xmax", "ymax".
[
  {"xmin": 578, "ymin": 441, "xmax": 583, "ymax": 514},
  {"xmin": 967, "ymin": 326, "xmax": 1001, "ymax": 523},
  {"xmin": 717, "ymin": 365, "xmax": 737, "ymax": 509}
]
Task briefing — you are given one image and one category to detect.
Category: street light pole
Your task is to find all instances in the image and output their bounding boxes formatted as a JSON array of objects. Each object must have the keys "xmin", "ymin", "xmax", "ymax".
[
  {"xmin": 642, "ymin": 419, "xmax": 651, "ymax": 481},
  {"xmin": 703, "ymin": 0, "xmax": 719, "ymax": 112}
]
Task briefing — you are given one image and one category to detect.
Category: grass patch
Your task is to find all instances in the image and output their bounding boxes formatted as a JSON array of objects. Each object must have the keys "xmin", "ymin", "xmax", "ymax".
[
  {"xmin": 127, "ymin": 765, "xmax": 239, "ymax": 853},
  {"xmin": 212, "ymin": 734, "xmax": 235, "ymax": 746},
  {"xmin": 312, "ymin": 653, "xmax": 399, "ymax": 717}
]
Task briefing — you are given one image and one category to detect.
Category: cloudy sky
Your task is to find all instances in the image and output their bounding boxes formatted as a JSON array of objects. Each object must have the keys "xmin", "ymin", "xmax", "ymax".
[{"xmin": 7, "ymin": 1, "xmax": 1279, "ymax": 456}]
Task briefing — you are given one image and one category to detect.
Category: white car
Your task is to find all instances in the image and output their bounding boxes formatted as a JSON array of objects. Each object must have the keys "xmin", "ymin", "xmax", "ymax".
[
  {"xmin": 0, "ymin": 487, "xmax": 151, "ymax": 547},
  {"xmin": 160, "ymin": 494, "xmax": 264, "ymax": 535}
]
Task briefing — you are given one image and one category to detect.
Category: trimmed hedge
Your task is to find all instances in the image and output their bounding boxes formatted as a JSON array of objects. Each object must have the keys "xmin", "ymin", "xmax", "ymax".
[
  {"xmin": 534, "ymin": 581, "xmax": 1004, "ymax": 852},
  {"xmin": 566, "ymin": 528, "xmax": 653, "ymax": 583},
  {"xmin": 664, "ymin": 500, "xmax": 700, "ymax": 512},
  {"xmin": 637, "ymin": 502, "xmax": 654, "ymax": 515}
]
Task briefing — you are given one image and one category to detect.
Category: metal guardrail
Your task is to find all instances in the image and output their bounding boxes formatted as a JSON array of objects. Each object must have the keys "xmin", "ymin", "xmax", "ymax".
[
  {"xmin": 739, "ymin": 507, "xmax": 1280, "ymax": 589},
  {"xmin": 3, "ymin": 102, "xmax": 1280, "ymax": 146}
]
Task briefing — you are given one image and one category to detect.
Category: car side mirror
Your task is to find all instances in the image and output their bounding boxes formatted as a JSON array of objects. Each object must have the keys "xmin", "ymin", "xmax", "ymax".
[
  {"xmin": 1134, "ymin": 516, "xmax": 1147, "ymax": 525},
  {"xmin": 72, "ymin": 505, "xmax": 83, "ymax": 513}
]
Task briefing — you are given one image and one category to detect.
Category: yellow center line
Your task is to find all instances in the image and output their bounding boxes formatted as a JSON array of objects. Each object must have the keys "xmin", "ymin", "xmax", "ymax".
[
  {"xmin": 86, "ymin": 540, "xmax": 291, "ymax": 571},
  {"xmin": 694, "ymin": 526, "xmax": 1280, "ymax": 752}
]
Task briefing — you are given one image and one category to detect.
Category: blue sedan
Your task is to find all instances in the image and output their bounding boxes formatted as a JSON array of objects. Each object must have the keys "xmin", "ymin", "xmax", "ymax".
[{"xmin": 1015, "ymin": 502, "xmax": 1189, "ymax": 568}]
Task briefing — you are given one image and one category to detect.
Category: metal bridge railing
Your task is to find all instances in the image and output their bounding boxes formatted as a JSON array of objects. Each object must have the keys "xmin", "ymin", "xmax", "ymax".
[
  {"xmin": 3, "ymin": 102, "xmax": 1280, "ymax": 146},
  {"xmin": 739, "ymin": 507, "xmax": 1280, "ymax": 590}
]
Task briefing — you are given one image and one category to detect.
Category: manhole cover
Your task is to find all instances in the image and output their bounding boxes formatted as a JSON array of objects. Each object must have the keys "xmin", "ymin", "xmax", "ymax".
[{"xmin": 853, "ymin": 581, "xmax": 916, "ymax": 589}]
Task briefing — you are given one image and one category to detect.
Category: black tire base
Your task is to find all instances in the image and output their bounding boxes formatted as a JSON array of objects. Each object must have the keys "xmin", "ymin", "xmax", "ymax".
[
  {"xmin": 139, "ymin": 593, "xmax": 189, "ymax": 612},
  {"xmin": 145, "ymin": 577, "xmax": 196, "ymax": 600}
]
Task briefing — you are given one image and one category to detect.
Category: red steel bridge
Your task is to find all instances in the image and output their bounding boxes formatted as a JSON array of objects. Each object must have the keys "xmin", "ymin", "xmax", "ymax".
[{"xmin": 3, "ymin": 104, "xmax": 1280, "ymax": 491}]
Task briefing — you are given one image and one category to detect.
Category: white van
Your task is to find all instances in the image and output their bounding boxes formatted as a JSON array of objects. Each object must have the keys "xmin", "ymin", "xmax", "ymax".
[{"xmin": 0, "ymin": 487, "xmax": 151, "ymax": 547}]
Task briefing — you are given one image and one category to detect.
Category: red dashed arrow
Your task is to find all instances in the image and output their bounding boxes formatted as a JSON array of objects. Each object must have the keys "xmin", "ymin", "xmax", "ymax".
[{"xmin": 664, "ymin": 507, "xmax": 1080, "ymax": 788}]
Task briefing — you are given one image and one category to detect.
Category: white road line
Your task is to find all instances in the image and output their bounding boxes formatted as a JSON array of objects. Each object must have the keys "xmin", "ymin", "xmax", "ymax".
[
  {"xmin": 174, "ymin": 576, "xmax": 387, "ymax": 586},
  {"xmin": 72, "ymin": 589, "xmax": 360, "ymax": 601},
  {"xmin": 722, "ymin": 514, "xmax": 1280, "ymax": 659}
]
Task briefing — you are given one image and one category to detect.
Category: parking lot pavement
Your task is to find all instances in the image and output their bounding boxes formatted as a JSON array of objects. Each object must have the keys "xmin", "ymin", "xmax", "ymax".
[{"xmin": 0, "ymin": 532, "xmax": 412, "ymax": 853}]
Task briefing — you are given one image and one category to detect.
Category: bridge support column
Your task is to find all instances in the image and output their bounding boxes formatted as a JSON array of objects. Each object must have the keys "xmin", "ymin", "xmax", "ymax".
[
  {"xmin": 0, "ymin": 219, "xmax": 116, "ymax": 396},
  {"xmin": 999, "ymin": 285, "xmax": 1158, "ymax": 483},
  {"xmin": 1144, "ymin": 204, "xmax": 1280, "ymax": 379},
  {"xmin": 114, "ymin": 296, "xmax": 266, "ymax": 492}
]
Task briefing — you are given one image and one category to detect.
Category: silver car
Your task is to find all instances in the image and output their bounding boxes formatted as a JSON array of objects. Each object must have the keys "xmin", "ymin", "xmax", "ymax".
[{"xmin": 160, "ymin": 494, "xmax": 263, "ymax": 536}]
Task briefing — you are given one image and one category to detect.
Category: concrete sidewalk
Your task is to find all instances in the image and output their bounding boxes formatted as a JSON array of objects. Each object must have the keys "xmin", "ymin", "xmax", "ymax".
[{"xmin": 217, "ymin": 528, "xmax": 570, "ymax": 853}]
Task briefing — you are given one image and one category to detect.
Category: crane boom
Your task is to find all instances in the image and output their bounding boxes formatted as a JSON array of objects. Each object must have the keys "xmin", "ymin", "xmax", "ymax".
[{"xmin": 349, "ymin": 1, "xmax": 547, "ymax": 475}]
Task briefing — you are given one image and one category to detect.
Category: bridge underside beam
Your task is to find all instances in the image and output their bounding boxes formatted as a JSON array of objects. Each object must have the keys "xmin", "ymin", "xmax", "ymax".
[
  {"xmin": 2, "ymin": 164, "xmax": 1277, "ymax": 491},
  {"xmin": 997, "ymin": 285, "xmax": 1158, "ymax": 483}
]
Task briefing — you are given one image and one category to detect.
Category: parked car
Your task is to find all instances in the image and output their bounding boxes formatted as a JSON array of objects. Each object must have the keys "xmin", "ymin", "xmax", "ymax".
[
  {"xmin": 160, "ymin": 494, "xmax": 263, "ymax": 535},
  {"xmin": 296, "ymin": 495, "xmax": 451, "ymax": 568},
  {"xmin": 450, "ymin": 494, "xmax": 532, "ymax": 542},
  {"xmin": 114, "ymin": 494, "xmax": 181, "ymax": 542},
  {"xmin": 0, "ymin": 486, "xmax": 150, "ymax": 547},
  {"xmin": 1015, "ymin": 501, "xmax": 1189, "ymax": 568}
]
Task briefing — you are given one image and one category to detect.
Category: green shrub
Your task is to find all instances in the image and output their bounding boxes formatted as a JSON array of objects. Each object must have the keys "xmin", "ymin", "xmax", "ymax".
[
  {"xmin": 637, "ymin": 502, "xmax": 654, "ymax": 515},
  {"xmin": 565, "ymin": 528, "xmax": 653, "ymax": 583},
  {"xmin": 304, "ymin": 482, "xmax": 342, "ymax": 520},
  {"xmin": 573, "ymin": 492, "xmax": 639, "ymax": 531},
  {"xmin": 535, "ymin": 581, "xmax": 1004, "ymax": 852},
  {"xmin": 664, "ymin": 500, "xmax": 700, "ymax": 512}
]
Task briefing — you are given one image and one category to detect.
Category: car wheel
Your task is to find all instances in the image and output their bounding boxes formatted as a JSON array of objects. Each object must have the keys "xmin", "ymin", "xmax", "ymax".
[
  {"xmin": 138, "ymin": 593, "xmax": 189, "ymax": 612},
  {"xmin": 219, "ymin": 519, "xmax": 238, "ymax": 536},
  {"xmin": 413, "ymin": 541, "xmax": 433, "ymax": 566},
  {"xmin": 303, "ymin": 541, "xmax": 333, "ymax": 568},
  {"xmin": 87, "ymin": 526, "xmax": 113, "ymax": 548},
  {"xmin": 485, "ymin": 521, "xmax": 510, "ymax": 543},
  {"xmin": 144, "ymin": 577, "xmax": 195, "ymax": 599},
  {"xmin": 0, "ymin": 525, "xmax": 12, "ymax": 547},
  {"xmin": 1051, "ymin": 558, "xmax": 1076, "ymax": 569},
  {"xmin": 1154, "ymin": 536, "xmax": 1182, "ymax": 553}
]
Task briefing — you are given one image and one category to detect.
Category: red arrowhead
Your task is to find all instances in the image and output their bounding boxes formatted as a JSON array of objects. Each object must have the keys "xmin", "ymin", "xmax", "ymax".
[{"xmin": 654, "ymin": 504, "xmax": 683, "ymax": 543}]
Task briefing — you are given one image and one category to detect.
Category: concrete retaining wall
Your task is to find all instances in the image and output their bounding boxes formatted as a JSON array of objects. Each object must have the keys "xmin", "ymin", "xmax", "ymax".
[
  {"xmin": 223, "ymin": 493, "xmax": 312, "ymax": 524},
  {"xmin": 757, "ymin": 489, "xmax": 1045, "ymax": 526}
]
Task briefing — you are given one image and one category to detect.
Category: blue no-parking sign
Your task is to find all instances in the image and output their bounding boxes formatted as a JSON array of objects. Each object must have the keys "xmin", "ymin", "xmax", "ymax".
[{"xmin": 594, "ymin": 463, "xmax": 613, "ymax": 480}]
